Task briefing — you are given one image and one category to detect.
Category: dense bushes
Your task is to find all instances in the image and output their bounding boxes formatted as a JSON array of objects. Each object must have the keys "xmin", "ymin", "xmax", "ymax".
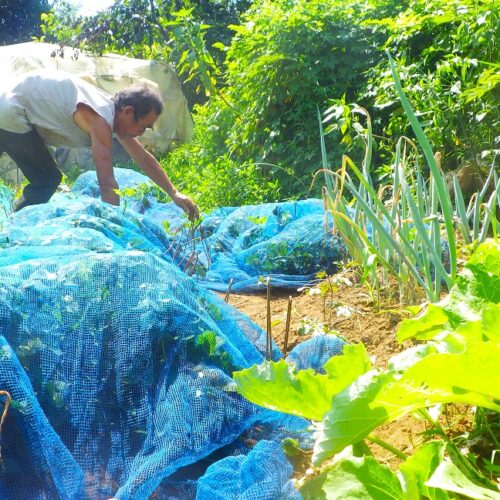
[
  {"xmin": 162, "ymin": 102, "xmax": 281, "ymax": 209},
  {"xmin": 166, "ymin": 0, "xmax": 383, "ymax": 206},
  {"xmin": 363, "ymin": 0, "xmax": 499, "ymax": 173},
  {"xmin": 38, "ymin": 0, "xmax": 499, "ymax": 208}
]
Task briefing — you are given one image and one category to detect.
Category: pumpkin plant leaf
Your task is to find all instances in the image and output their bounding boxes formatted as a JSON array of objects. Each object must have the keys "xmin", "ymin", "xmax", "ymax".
[{"xmin": 233, "ymin": 343, "xmax": 371, "ymax": 421}]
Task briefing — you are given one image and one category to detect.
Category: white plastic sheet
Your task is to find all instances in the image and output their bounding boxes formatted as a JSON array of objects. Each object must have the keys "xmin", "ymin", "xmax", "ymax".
[{"xmin": 0, "ymin": 42, "xmax": 193, "ymax": 182}]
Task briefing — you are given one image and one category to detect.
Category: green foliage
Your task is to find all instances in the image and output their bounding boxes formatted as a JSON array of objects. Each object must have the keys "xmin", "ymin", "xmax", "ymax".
[
  {"xmin": 221, "ymin": 0, "xmax": 380, "ymax": 195},
  {"xmin": 163, "ymin": 102, "xmax": 281, "ymax": 210},
  {"xmin": 40, "ymin": 0, "xmax": 250, "ymax": 106},
  {"xmin": 114, "ymin": 182, "xmax": 171, "ymax": 213},
  {"xmin": 158, "ymin": 8, "xmax": 220, "ymax": 99},
  {"xmin": 234, "ymin": 343, "xmax": 371, "ymax": 421},
  {"xmin": 321, "ymin": 59, "xmax": 499, "ymax": 303},
  {"xmin": 39, "ymin": 0, "xmax": 81, "ymax": 44},
  {"xmin": 426, "ymin": 461, "xmax": 500, "ymax": 499},
  {"xmin": 163, "ymin": 0, "xmax": 385, "ymax": 204},
  {"xmin": 313, "ymin": 456, "xmax": 406, "ymax": 500},
  {"xmin": 315, "ymin": 341, "xmax": 500, "ymax": 463},
  {"xmin": 40, "ymin": 0, "xmax": 158, "ymax": 55},
  {"xmin": 0, "ymin": 0, "xmax": 50, "ymax": 44},
  {"xmin": 233, "ymin": 240, "xmax": 500, "ymax": 499},
  {"xmin": 363, "ymin": 0, "xmax": 500, "ymax": 172},
  {"xmin": 38, "ymin": 0, "xmax": 498, "ymax": 209},
  {"xmin": 398, "ymin": 441, "xmax": 449, "ymax": 500},
  {"xmin": 186, "ymin": 329, "xmax": 234, "ymax": 372},
  {"xmin": 398, "ymin": 239, "xmax": 500, "ymax": 343}
]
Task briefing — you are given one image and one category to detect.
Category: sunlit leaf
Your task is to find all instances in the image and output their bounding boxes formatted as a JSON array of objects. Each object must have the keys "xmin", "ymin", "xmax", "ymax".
[
  {"xmin": 314, "ymin": 342, "xmax": 500, "ymax": 465},
  {"xmin": 399, "ymin": 441, "xmax": 450, "ymax": 500},
  {"xmin": 397, "ymin": 304, "xmax": 449, "ymax": 342},
  {"xmin": 426, "ymin": 461, "xmax": 500, "ymax": 500},
  {"xmin": 321, "ymin": 456, "xmax": 405, "ymax": 500},
  {"xmin": 233, "ymin": 343, "xmax": 371, "ymax": 421}
]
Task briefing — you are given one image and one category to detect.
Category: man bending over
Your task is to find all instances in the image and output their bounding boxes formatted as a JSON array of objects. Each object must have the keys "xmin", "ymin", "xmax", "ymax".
[{"xmin": 0, "ymin": 69, "xmax": 199, "ymax": 219}]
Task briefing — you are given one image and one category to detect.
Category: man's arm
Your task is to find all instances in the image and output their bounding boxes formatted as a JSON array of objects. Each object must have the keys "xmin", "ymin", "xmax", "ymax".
[
  {"xmin": 74, "ymin": 104, "xmax": 119, "ymax": 205},
  {"xmin": 118, "ymin": 136, "xmax": 200, "ymax": 220}
]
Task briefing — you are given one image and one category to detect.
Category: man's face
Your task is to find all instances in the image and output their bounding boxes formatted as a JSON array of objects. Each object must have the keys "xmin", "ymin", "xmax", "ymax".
[{"xmin": 114, "ymin": 106, "xmax": 159, "ymax": 138}]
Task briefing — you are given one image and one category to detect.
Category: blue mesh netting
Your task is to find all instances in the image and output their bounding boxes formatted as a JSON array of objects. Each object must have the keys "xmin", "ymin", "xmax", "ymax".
[
  {"xmin": 71, "ymin": 169, "xmax": 347, "ymax": 292},
  {"xmin": 286, "ymin": 335, "xmax": 345, "ymax": 373},
  {"xmin": 0, "ymin": 169, "xmax": 347, "ymax": 499},
  {"xmin": 196, "ymin": 440, "xmax": 301, "ymax": 500}
]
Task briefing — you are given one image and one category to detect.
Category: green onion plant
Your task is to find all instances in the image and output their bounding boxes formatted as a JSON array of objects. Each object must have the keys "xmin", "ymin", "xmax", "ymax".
[{"xmin": 318, "ymin": 53, "xmax": 499, "ymax": 303}]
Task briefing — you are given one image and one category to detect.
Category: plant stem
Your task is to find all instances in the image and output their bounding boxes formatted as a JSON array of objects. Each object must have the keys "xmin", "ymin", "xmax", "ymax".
[
  {"xmin": 417, "ymin": 407, "xmax": 447, "ymax": 438},
  {"xmin": 419, "ymin": 408, "xmax": 499, "ymax": 490},
  {"xmin": 0, "ymin": 390, "xmax": 12, "ymax": 463},
  {"xmin": 366, "ymin": 434, "xmax": 408, "ymax": 461}
]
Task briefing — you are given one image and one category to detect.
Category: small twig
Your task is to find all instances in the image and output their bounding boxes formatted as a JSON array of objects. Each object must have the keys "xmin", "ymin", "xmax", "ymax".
[
  {"xmin": 171, "ymin": 242, "xmax": 184, "ymax": 261},
  {"xmin": 224, "ymin": 278, "xmax": 234, "ymax": 303},
  {"xmin": 198, "ymin": 226, "xmax": 212, "ymax": 268},
  {"xmin": 183, "ymin": 251, "xmax": 199, "ymax": 276},
  {"xmin": 0, "ymin": 390, "xmax": 12, "ymax": 463},
  {"xmin": 266, "ymin": 277, "xmax": 272, "ymax": 361},
  {"xmin": 187, "ymin": 221, "xmax": 201, "ymax": 252},
  {"xmin": 165, "ymin": 227, "xmax": 181, "ymax": 253},
  {"xmin": 283, "ymin": 296, "xmax": 293, "ymax": 357}
]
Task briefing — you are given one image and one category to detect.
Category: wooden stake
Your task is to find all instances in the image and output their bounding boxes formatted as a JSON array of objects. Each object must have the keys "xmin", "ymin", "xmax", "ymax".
[
  {"xmin": 283, "ymin": 295, "xmax": 292, "ymax": 357},
  {"xmin": 266, "ymin": 277, "xmax": 272, "ymax": 361}
]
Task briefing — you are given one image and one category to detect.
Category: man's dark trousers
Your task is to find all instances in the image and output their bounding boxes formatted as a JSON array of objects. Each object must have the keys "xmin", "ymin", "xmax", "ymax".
[{"xmin": 0, "ymin": 128, "xmax": 62, "ymax": 211}]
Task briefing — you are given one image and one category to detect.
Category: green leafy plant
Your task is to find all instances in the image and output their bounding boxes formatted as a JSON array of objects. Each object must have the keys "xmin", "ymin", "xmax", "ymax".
[
  {"xmin": 363, "ymin": 0, "xmax": 499, "ymax": 173},
  {"xmin": 319, "ymin": 53, "xmax": 499, "ymax": 303},
  {"xmin": 39, "ymin": 0, "xmax": 81, "ymax": 45},
  {"xmin": 161, "ymin": 0, "xmax": 386, "ymax": 203},
  {"xmin": 233, "ymin": 239, "xmax": 500, "ymax": 499},
  {"xmin": 114, "ymin": 182, "xmax": 171, "ymax": 212}
]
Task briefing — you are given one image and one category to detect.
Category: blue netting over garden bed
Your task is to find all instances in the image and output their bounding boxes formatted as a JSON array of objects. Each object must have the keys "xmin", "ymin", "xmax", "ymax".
[
  {"xmin": 0, "ymin": 169, "xmax": 346, "ymax": 499},
  {"xmin": 71, "ymin": 168, "xmax": 347, "ymax": 292}
]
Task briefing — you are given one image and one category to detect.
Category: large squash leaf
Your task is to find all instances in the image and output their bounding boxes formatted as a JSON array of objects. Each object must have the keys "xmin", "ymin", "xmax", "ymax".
[
  {"xmin": 233, "ymin": 343, "xmax": 371, "ymax": 420},
  {"xmin": 314, "ymin": 341, "xmax": 500, "ymax": 464}
]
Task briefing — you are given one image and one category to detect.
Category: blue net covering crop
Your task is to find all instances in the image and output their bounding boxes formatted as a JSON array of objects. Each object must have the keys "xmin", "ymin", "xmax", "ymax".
[
  {"xmin": 70, "ymin": 169, "xmax": 347, "ymax": 292},
  {"xmin": 0, "ymin": 170, "xmax": 346, "ymax": 499}
]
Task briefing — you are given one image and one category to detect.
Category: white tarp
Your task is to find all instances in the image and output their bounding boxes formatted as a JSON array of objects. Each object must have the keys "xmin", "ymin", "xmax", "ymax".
[{"xmin": 0, "ymin": 42, "xmax": 193, "ymax": 182}]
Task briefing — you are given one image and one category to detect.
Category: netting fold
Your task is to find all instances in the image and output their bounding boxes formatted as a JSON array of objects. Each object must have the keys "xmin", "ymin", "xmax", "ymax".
[{"xmin": 0, "ymin": 169, "xmax": 347, "ymax": 499}]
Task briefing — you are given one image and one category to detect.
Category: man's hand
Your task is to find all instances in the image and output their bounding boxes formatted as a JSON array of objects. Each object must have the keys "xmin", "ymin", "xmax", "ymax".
[
  {"xmin": 172, "ymin": 191, "xmax": 200, "ymax": 221},
  {"xmin": 118, "ymin": 136, "xmax": 200, "ymax": 219}
]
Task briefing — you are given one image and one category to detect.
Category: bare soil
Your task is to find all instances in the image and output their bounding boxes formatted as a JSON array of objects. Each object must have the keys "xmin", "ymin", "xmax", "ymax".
[
  {"xmin": 218, "ymin": 272, "xmax": 437, "ymax": 470},
  {"xmin": 222, "ymin": 271, "xmax": 411, "ymax": 370}
]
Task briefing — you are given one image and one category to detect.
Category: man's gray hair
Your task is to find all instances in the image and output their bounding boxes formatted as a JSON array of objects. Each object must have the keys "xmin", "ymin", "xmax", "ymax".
[{"xmin": 113, "ymin": 86, "xmax": 163, "ymax": 119}]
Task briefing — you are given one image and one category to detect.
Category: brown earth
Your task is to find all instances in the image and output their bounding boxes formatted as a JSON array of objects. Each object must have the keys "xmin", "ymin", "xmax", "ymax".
[
  {"xmin": 220, "ymin": 270, "xmax": 413, "ymax": 372},
  {"xmin": 218, "ymin": 271, "xmax": 470, "ymax": 471},
  {"xmin": 224, "ymin": 281, "xmax": 403, "ymax": 367}
]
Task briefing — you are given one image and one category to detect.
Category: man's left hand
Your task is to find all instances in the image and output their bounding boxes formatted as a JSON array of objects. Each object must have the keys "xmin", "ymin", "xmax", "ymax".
[{"xmin": 172, "ymin": 192, "xmax": 200, "ymax": 221}]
